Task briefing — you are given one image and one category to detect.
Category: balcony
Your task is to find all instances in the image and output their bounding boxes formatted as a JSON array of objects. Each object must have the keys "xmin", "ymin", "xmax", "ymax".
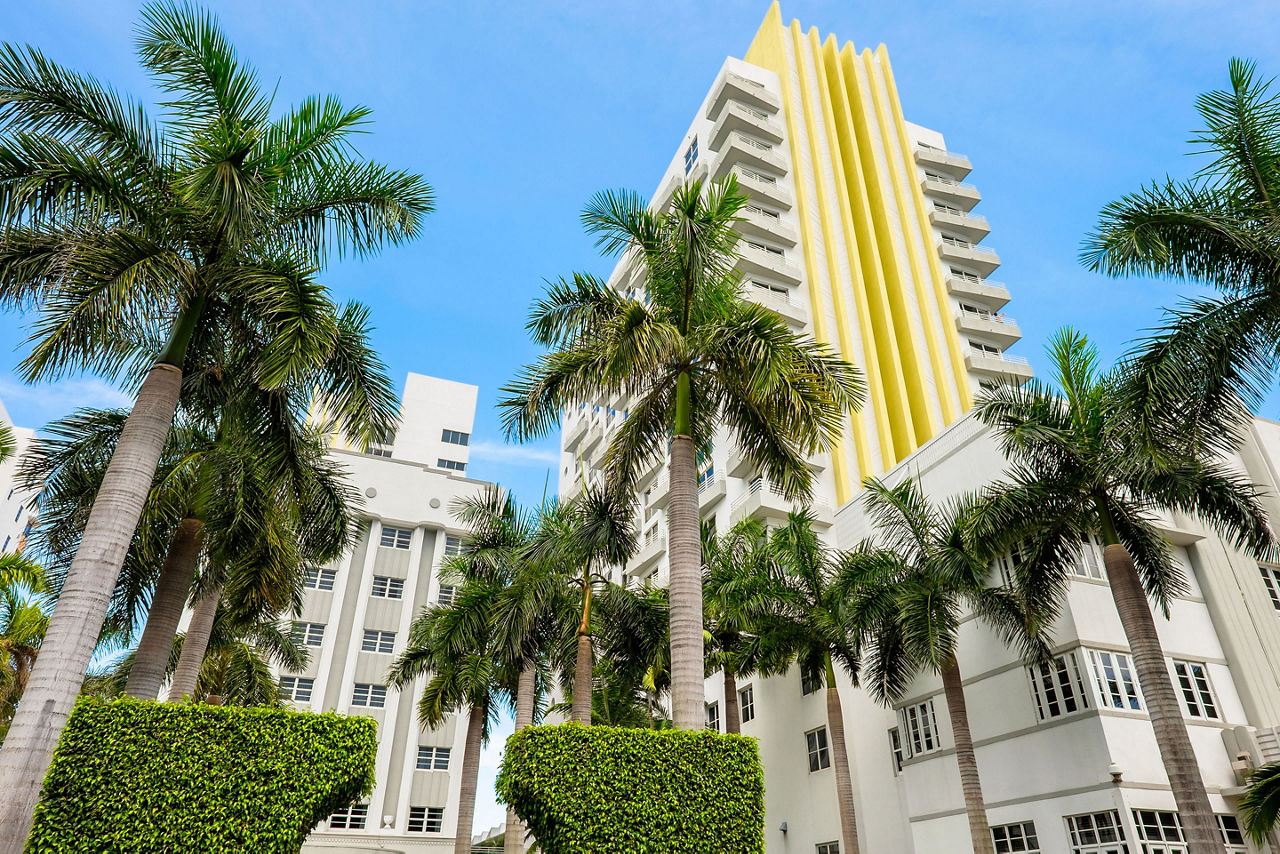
[
  {"xmin": 580, "ymin": 420, "xmax": 605, "ymax": 458},
  {"xmin": 929, "ymin": 207, "xmax": 989, "ymax": 242},
  {"xmin": 946, "ymin": 274, "xmax": 1011, "ymax": 310},
  {"xmin": 729, "ymin": 479, "xmax": 833, "ymax": 528},
  {"xmin": 698, "ymin": 471, "xmax": 727, "ymax": 512},
  {"xmin": 710, "ymin": 102, "xmax": 785, "ymax": 150},
  {"xmin": 913, "ymin": 143, "xmax": 972, "ymax": 180},
  {"xmin": 736, "ymin": 206, "xmax": 798, "ymax": 246},
  {"xmin": 955, "ymin": 308, "xmax": 1021, "ymax": 348},
  {"xmin": 745, "ymin": 283, "xmax": 808, "ymax": 327},
  {"xmin": 964, "ymin": 350, "xmax": 1033, "ymax": 383},
  {"xmin": 563, "ymin": 415, "xmax": 589, "ymax": 452},
  {"xmin": 628, "ymin": 527, "xmax": 666, "ymax": 578},
  {"xmin": 737, "ymin": 243, "xmax": 802, "ymax": 285},
  {"xmin": 707, "ymin": 71, "xmax": 781, "ymax": 121},
  {"xmin": 920, "ymin": 173, "xmax": 981, "ymax": 210},
  {"xmin": 733, "ymin": 168, "xmax": 793, "ymax": 210},
  {"xmin": 711, "ymin": 132, "xmax": 789, "ymax": 180},
  {"xmin": 938, "ymin": 237, "xmax": 1001, "ymax": 277},
  {"xmin": 646, "ymin": 471, "xmax": 670, "ymax": 510}
]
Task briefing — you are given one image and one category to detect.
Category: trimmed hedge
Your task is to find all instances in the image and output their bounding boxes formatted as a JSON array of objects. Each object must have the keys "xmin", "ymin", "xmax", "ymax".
[
  {"xmin": 497, "ymin": 723, "xmax": 765, "ymax": 853},
  {"xmin": 27, "ymin": 697, "xmax": 376, "ymax": 853}
]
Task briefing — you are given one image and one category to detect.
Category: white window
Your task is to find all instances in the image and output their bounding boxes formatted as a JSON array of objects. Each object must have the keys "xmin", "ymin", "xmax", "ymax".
[
  {"xmin": 1071, "ymin": 533, "xmax": 1106, "ymax": 580},
  {"xmin": 900, "ymin": 699, "xmax": 941, "ymax": 757},
  {"xmin": 408, "ymin": 806, "xmax": 445, "ymax": 833},
  {"xmin": 416, "ymin": 745, "xmax": 451, "ymax": 771},
  {"xmin": 329, "ymin": 803, "xmax": 368, "ymax": 830},
  {"xmin": 441, "ymin": 429, "xmax": 470, "ymax": 446},
  {"xmin": 801, "ymin": 667, "xmax": 821, "ymax": 695},
  {"xmin": 816, "ymin": 843, "xmax": 840, "ymax": 854},
  {"xmin": 1260, "ymin": 564, "xmax": 1280, "ymax": 613},
  {"xmin": 994, "ymin": 544, "xmax": 1025, "ymax": 587},
  {"xmin": 1170, "ymin": 660, "xmax": 1219, "ymax": 719},
  {"xmin": 304, "ymin": 567, "xmax": 337, "ymax": 591},
  {"xmin": 380, "ymin": 526, "xmax": 412, "ymax": 549},
  {"xmin": 437, "ymin": 458, "xmax": 466, "ymax": 473},
  {"xmin": 352, "ymin": 683, "xmax": 387, "ymax": 708},
  {"xmin": 888, "ymin": 727, "xmax": 904, "ymax": 775},
  {"xmin": 371, "ymin": 576, "xmax": 405, "ymax": 599},
  {"xmin": 362, "ymin": 629, "xmax": 396, "ymax": 654},
  {"xmin": 805, "ymin": 726, "xmax": 830, "ymax": 772},
  {"xmin": 1217, "ymin": 814, "xmax": 1247, "ymax": 854},
  {"xmin": 1132, "ymin": 809, "xmax": 1185, "ymax": 853},
  {"xmin": 367, "ymin": 444, "xmax": 393, "ymax": 458},
  {"xmin": 1029, "ymin": 651, "xmax": 1091, "ymax": 720},
  {"xmin": 437, "ymin": 585, "xmax": 457, "ymax": 606},
  {"xmin": 292, "ymin": 621, "xmax": 325, "ymax": 647},
  {"xmin": 740, "ymin": 685, "xmax": 755, "ymax": 724},
  {"xmin": 706, "ymin": 702, "xmax": 720, "ymax": 732},
  {"xmin": 279, "ymin": 676, "xmax": 313, "ymax": 703},
  {"xmin": 1088, "ymin": 650, "xmax": 1143, "ymax": 711},
  {"xmin": 1065, "ymin": 810, "xmax": 1127, "ymax": 854},
  {"xmin": 992, "ymin": 821, "xmax": 1040, "ymax": 853},
  {"xmin": 444, "ymin": 535, "xmax": 463, "ymax": 556}
]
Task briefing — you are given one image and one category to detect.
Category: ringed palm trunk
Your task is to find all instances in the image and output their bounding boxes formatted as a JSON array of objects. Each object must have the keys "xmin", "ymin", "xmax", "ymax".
[
  {"xmin": 0, "ymin": 357, "xmax": 186, "ymax": 852},
  {"xmin": 723, "ymin": 667, "xmax": 740, "ymax": 735},
  {"xmin": 1100, "ymin": 539, "xmax": 1224, "ymax": 854},
  {"xmin": 124, "ymin": 518, "xmax": 204, "ymax": 700},
  {"xmin": 573, "ymin": 572, "xmax": 593, "ymax": 725},
  {"xmin": 455, "ymin": 704, "xmax": 486, "ymax": 854},
  {"xmin": 169, "ymin": 581, "xmax": 221, "ymax": 701},
  {"xmin": 825, "ymin": 655, "xmax": 860, "ymax": 854},
  {"xmin": 941, "ymin": 656, "xmax": 994, "ymax": 854},
  {"xmin": 505, "ymin": 663, "xmax": 537, "ymax": 854},
  {"xmin": 667, "ymin": 370, "xmax": 704, "ymax": 730}
]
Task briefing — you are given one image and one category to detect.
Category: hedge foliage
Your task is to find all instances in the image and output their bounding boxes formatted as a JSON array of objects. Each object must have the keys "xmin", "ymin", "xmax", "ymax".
[
  {"xmin": 27, "ymin": 697, "xmax": 376, "ymax": 853},
  {"xmin": 497, "ymin": 723, "xmax": 765, "ymax": 853}
]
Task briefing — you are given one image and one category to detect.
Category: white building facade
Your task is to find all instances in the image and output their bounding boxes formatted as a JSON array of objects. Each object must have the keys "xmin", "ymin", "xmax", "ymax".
[{"xmin": 0, "ymin": 394, "xmax": 39, "ymax": 556}]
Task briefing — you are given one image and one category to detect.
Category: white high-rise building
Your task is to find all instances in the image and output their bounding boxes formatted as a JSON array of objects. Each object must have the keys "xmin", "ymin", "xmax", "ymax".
[
  {"xmin": 0, "ymin": 394, "xmax": 39, "ymax": 556},
  {"xmin": 297, "ymin": 372, "xmax": 491, "ymax": 854}
]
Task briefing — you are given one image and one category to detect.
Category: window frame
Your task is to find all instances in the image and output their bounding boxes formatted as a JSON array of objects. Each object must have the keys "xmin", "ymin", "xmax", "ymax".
[
  {"xmin": 1171, "ymin": 659, "xmax": 1220, "ymax": 720},
  {"xmin": 328, "ymin": 803, "xmax": 369, "ymax": 830},
  {"xmin": 900, "ymin": 699, "xmax": 941, "ymax": 758},
  {"xmin": 351, "ymin": 682, "xmax": 387, "ymax": 708},
  {"xmin": 1028, "ymin": 650, "xmax": 1091, "ymax": 721},
  {"xmin": 292, "ymin": 621, "xmax": 325, "ymax": 648},
  {"xmin": 304, "ymin": 567, "xmax": 337, "ymax": 591},
  {"xmin": 739, "ymin": 684, "xmax": 755, "ymax": 724},
  {"xmin": 407, "ymin": 805, "xmax": 445, "ymax": 833},
  {"xmin": 1064, "ymin": 810, "xmax": 1128, "ymax": 854},
  {"xmin": 705, "ymin": 701, "xmax": 720, "ymax": 732},
  {"xmin": 991, "ymin": 820, "xmax": 1040, "ymax": 854},
  {"xmin": 361, "ymin": 629, "xmax": 396, "ymax": 654},
  {"xmin": 1087, "ymin": 649, "xmax": 1144, "ymax": 711},
  {"xmin": 279, "ymin": 676, "xmax": 314, "ymax": 703},
  {"xmin": 805, "ymin": 726, "xmax": 831, "ymax": 772},
  {"xmin": 380, "ymin": 526, "xmax": 413, "ymax": 550},
  {"xmin": 416, "ymin": 745, "xmax": 452, "ymax": 771},
  {"xmin": 441, "ymin": 428, "xmax": 470, "ymax": 446},
  {"xmin": 437, "ymin": 458, "xmax": 466, "ymax": 473}
]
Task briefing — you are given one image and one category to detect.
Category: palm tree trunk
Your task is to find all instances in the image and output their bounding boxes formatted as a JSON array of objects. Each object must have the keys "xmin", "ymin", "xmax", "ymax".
[
  {"xmin": 825, "ymin": 655, "xmax": 860, "ymax": 854},
  {"xmin": 0, "ymin": 360, "xmax": 184, "ymax": 853},
  {"xmin": 169, "ymin": 581, "xmax": 221, "ymax": 701},
  {"xmin": 941, "ymin": 656, "xmax": 994, "ymax": 854},
  {"xmin": 723, "ymin": 668, "xmax": 739, "ymax": 735},
  {"xmin": 1101, "ymin": 541, "xmax": 1224, "ymax": 854},
  {"xmin": 667, "ymin": 370, "xmax": 704, "ymax": 730},
  {"xmin": 573, "ymin": 572, "xmax": 593, "ymax": 724},
  {"xmin": 124, "ymin": 518, "xmax": 204, "ymax": 700},
  {"xmin": 504, "ymin": 663, "xmax": 537, "ymax": 854},
  {"xmin": 454, "ymin": 704, "xmax": 486, "ymax": 854}
]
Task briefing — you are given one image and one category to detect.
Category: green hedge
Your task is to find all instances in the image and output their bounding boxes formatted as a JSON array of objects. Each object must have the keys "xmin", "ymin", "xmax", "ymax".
[
  {"xmin": 27, "ymin": 697, "xmax": 376, "ymax": 853},
  {"xmin": 497, "ymin": 723, "xmax": 765, "ymax": 853}
]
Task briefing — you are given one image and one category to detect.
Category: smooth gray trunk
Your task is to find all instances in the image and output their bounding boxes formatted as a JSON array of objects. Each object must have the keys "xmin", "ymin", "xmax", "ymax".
[
  {"xmin": 0, "ymin": 363, "xmax": 182, "ymax": 853},
  {"xmin": 168, "ymin": 582, "xmax": 220, "ymax": 701},
  {"xmin": 723, "ymin": 668, "xmax": 740, "ymax": 735},
  {"xmin": 504, "ymin": 663, "xmax": 537, "ymax": 854},
  {"xmin": 454, "ymin": 705, "xmax": 486, "ymax": 854},
  {"xmin": 667, "ymin": 432, "xmax": 703, "ymax": 729},
  {"xmin": 826, "ymin": 659, "xmax": 860, "ymax": 854},
  {"xmin": 124, "ymin": 518, "xmax": 204, "ymax": 700},
  {"xmin": 572, "ymin": 633, "xmax": 593, "ymax": 725},
  {"xmin": 942, "ymin": 657, "xmax": 994, "ymax": 854}
]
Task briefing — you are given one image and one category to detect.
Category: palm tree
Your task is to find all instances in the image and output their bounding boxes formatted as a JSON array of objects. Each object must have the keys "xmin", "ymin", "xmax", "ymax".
[
  {"xmin": 0, "ymin": 556, "xmax": 49, "ymax": 743},
  {"xmin": 1082, "ymin": 59, "xmax": 1280, "ymax": 452},
  {"xmin": 389, "ymin": 579, "xmax": 510, "ymax": 854},
  {"xmin": 763, "ymin": 511, "xmax": 868, "ymax": 854},
  {"xmin": 0, "ymin": 4, "xmax": 426, "ymax": 832},
  {"xmin": 500, "ymin": 177, "xmax": 863, "ymax": 728},
  {"xmin": 0, "ymin": 422, "xmax": 14, "ymax": 464},
  {"xmin": 594, "ymin": 582, "xmax": 671, "ymax": 728},
  {"xmin": 851, "ymin": 478, "xmax": 1052, "ymax": 854},
  {"xmin": 974, "ymin": 328, "xmax": 1273, "ymax": 854},
  {"xmin": 1241, "ymin": 763, "xmax": 1280, "ymax": 847},
  {"xmin": 702, "ymin": 518, "xmax": 791, "ymax": 735}
]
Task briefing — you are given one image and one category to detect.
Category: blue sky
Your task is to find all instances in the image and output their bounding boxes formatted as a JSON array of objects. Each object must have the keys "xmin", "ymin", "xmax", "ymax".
[{"xmin": 5, "ymin": 0, "xmax": 1280, "ymax": 833}]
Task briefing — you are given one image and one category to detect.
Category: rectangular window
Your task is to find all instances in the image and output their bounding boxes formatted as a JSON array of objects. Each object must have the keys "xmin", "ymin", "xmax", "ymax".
[
  {"xmin": 437, "ymin": 585, "xmax": 457, "ymax": 606},
  {"xmin": 1029, "ymin": 651, "xmax": 1091, "ymax": 720},
  {"xmin": 1260, "ymin": 564, "xmax": 1280, "ymax": 613},
  {"xmin": 441, "ymin": 429, "xmax": 470, "ymax": 446},
  {"xmin": 407, "ymin": 806, "xmax": 445, "ymax": 833},
  {"xmin": 1071, "ymin": 534, "xmax": 1106, "ymax": 580},
  {"xmin": 416, "ymin": 745, "xmax": 452, "ymax": 771},
  {"xmin": 901, "ymin": 699, "xmax": 940, "ymax": 757},
  {"xmin": 684, "ymin": 137, "xmax": 699, "ymax": 174},
  {"xmin": 1088, "ymin": 650, "xmax": 1143, "ymax": 711},
  {"xmin": 992, "ymin": 821, "xmax": 1040, "ymax": 853},
  {"xmin": 437, "ymin": 458, "xmax": 466, "ymax": 473},
  {"xmin": 1132, "ymin": 809, "xmax": 1185, "ymax": 853},
  {"xmin": 444, "ymin": 535, "xmax": 463, "ymax": 556},
  {"xmin": 367, "ymin": 444, "xmax": 393, "ymax": 458},
  {"xmin": 806, "ymin": 726, "xmax": 831, "ymax": 772},
  {"xmin": 706, "ymin": 702, "xmax": 720, "ymax": 732},
  {"xmin": 291, "ymin": 621, "xmax": 325, "ymax": 647},
  {"xmin": 371, "ymin": 575, "xmax": 405, "ymax": 599},
  {"xmin": 380, "ymin": 526, "xmax": 413, "ymax": 549},
  {"xmin": 1217, "ymin": 815, "xmax": 1247, "ymax": 853},
  {"xmin": 328, "ymin": 803, "xmax": 368, "ymax": 830},
  {"xmin": 888, "ymin": 727, "xmax": 904, "ymax": 775},
  {"xmin": 801, "ymin": 667, "xmax": 821, "ymax": 696},
  {"xmin": 279, "ymin": 676, "xmax": 314, "ymax": 703},
  {"xmin": 816, "ymin": 844, "xmax": 840, "ymax": 854},
  {"xmin": 740, "ymin": 685, "xmax": 755, "ymax": 724},
  {"xmin": 304, "ymin": 567, "xmax": 337, "ymax": 591},
  {"xmin": 1171, "ymin": 660, "xmax": 1219, "ymax": 720},
  {"xmin": 1065, "ymin": 810, "xmax": 1127, "ymax": 854},
  {"xmin": 2, "ymin": 536, "xmax": 9, "ymax": 552},
  {"xmin": 361, "ymin": 629, "xmax": 396, "ymax": 654},
  {"xmin": 351, "ymin": 683, "xmax": 387, "ymax": 708}
]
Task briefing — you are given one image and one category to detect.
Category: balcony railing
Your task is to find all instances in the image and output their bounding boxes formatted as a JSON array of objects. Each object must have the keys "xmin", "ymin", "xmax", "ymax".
[
  {"xmin": 972, "ymin": 350, "xmax": 1029, "ymax": 366},
  {"xmin": 940, "ymin": 236, "xmax": 998, "ymax": 256},
  {"xmin": 959, "ymin": 307, "xmax": 1018, "ymax": 326},
  {"xmin": 923, "ymin": 173, "xmax": 978, "ymax": 191}
]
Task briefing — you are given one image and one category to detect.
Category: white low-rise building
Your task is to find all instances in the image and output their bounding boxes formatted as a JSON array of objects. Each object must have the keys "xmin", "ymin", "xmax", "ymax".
[{"xmin": 0, "ymin": 394, "xmax": 39, "ymax": 556}]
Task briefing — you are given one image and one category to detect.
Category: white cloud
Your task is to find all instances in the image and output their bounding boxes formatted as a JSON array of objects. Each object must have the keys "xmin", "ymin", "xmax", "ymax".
[
  {"xmin": 468, "ymin": 440, "xmax": 559, "ymax": 467},
  {"xmin": 0, "ymin": 376, "xmax": 133, "ymax": 429}
]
